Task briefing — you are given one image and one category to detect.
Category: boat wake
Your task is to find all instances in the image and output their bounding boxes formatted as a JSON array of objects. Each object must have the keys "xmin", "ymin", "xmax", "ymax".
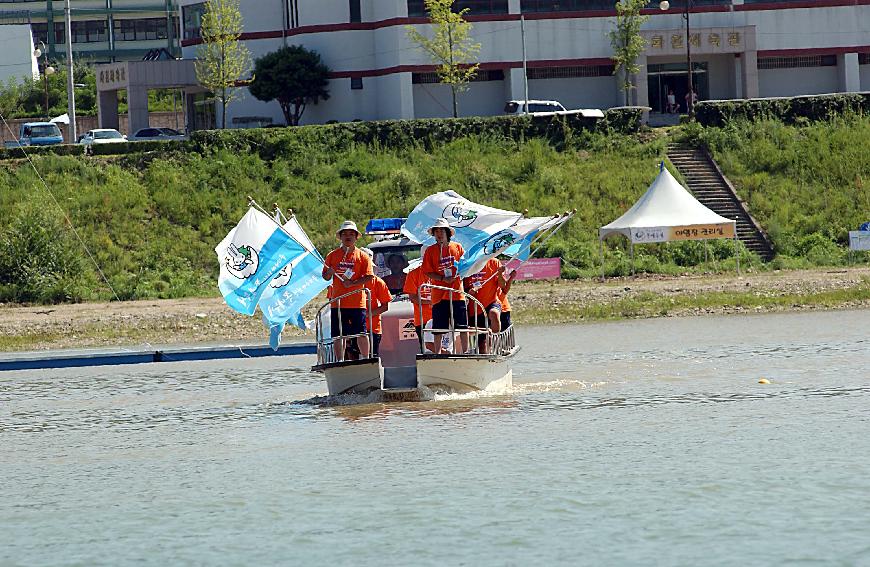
[{"xmin": 291, "ymin": 378, "xmax": 605, "ymax": 408}]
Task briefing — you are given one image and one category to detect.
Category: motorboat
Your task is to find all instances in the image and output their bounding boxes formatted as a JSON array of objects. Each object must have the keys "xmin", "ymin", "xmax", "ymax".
[{"xmin": 311, "ymin": 290, "xmax": 518, "ymax": 396}]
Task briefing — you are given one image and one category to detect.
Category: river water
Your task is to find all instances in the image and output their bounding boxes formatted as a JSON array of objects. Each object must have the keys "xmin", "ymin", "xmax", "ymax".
[{"xmin": 2, "ymin": 310, "xmax": 869, "ymax": 566}]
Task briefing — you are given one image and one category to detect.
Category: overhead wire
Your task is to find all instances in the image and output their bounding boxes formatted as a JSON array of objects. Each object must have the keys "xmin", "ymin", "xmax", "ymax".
[{"xmin": 0, "ymin": 109, "xmax": 122, "ymax": 302}]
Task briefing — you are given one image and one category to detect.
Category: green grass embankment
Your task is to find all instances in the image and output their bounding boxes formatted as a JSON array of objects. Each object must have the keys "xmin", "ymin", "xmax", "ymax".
[{"xmin": 0, "ymin": 115, "xmax": 868, "ymax": 305}]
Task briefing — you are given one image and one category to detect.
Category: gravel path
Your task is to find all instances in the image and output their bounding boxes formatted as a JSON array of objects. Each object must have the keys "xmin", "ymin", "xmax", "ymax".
[{"xmin": 1, "ymin": 267, "xmax": 868, "ymax": 352}]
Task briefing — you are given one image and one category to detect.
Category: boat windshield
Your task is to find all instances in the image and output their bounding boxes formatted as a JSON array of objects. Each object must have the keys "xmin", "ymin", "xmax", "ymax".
[
  {"xmin": 30, "ymin": 125, "xmax": 61, "ymax": 137},
  {"xmin": 371, "ymin": 244, "xmax": 421, "ymax": 294}
]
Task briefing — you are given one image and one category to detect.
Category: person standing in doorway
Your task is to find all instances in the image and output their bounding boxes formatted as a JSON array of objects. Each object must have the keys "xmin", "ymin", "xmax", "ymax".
[
  {"xmin": 666, "ymin": 89, "xmax": 677, "ymax": 114},
  {"xmin": 685, "ymin": 89, "xmax": 698, "ymax": 113}
]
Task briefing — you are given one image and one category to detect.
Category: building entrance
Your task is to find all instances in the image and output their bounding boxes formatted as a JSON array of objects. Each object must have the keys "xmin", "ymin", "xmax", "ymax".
[{"xmin": 647, "ymin": 62, "xmax": 708, "ymax": 114}]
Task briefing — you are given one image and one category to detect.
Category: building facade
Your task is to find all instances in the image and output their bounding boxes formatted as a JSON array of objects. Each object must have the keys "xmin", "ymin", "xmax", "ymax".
[
  {"xmin": 0, "ymin": 0, "xmax": 179, "ymax": 63},
  {"xmin": 174, "ymin": 0, "xmax": 870, "ymax": 127}
]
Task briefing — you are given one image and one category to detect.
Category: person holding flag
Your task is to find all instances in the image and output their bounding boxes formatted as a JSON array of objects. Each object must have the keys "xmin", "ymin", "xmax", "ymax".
[
  {"xmin": 422, "ymin": 218, "xmax": 468, "ymax": 354},
  {"xmin": 322, "ymin": 221, "xmax": 374, "ymax": 361},
  {"xmin": 463, "ymin": 258, "xmax": 506, "ymax": 354}
]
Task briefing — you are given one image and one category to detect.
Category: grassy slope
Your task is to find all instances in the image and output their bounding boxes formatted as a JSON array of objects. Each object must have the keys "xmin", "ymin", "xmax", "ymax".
[
  {"xmin": 0, "ymin": 117, "xmax": 868, "ymax": 304},
  {"xmin": 695, "ymin": 117, "xmax": 870, "ymax": 266}
]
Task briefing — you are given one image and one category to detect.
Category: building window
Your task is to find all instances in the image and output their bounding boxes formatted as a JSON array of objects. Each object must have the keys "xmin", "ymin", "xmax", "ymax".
[
  {"xmin": 351, "ymin": 77, "xmax": 363, "ymax": 90},
  {"xmin": 183, "ymin": 2, "xmax": 207, "ymax": 40},
  {"xmin": 349, "ymin": 0, "xmax": 361, "ymax": 22},
  {"xmin": 527, "ymin": 64, "xmax": 614, "ymax": 79},
  {"xmin": 412, "ymin": 69, "xmax": 505, "ymax": 83},
  {"xmin": 859, "ymin": 53, "xmax": 870, "ymax": 65},
  {"xmin": 71, "ymin": 20, "xmax": 108, "ymax": 43},
  {"xmin": 520, "ymin": 0, "xmax": 726, "ymax": 11},
  {"xmin": 408, "ymin": 0, "xmax": 508, "ymax": 17},
  {"xmin": 114, "ymin": 18, "xmax": 169, "ymax": 42},
  {"xmin": 758, "ymin": 56, "xmax": 837, "ymax": 70}
]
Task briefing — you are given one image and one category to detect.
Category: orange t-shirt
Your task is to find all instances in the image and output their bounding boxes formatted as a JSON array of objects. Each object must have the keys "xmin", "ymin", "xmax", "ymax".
[
  {"xmin": 421, "ymin": 241, "xmax": 465, "ymax": 304},
  {"xmin": 498, "ymin": 288, "xmax": 511, "ymax": 312},
  {"xmin": 403, "ymin": 266, "xmax": 433, "ymax": 326},
  {"xmin": 324, "ymin": 247, "xmax": 374, "ymax": 309},
  {"xmin": 464, "ymin": 258, "xmax": 502, "ymax": 315},
  {"xmin": 365, "ymin": 276, "xmax": 393, "ymax": 334}
]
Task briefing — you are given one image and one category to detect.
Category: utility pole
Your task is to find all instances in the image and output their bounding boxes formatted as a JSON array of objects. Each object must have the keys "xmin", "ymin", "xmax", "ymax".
[
  {"xmin": 64, "ymin": 0, "xmax": 77, "ymax": 142},
  {"xmin": 521, "ymin": 14, "xmax": 528, "ymax": 113}
]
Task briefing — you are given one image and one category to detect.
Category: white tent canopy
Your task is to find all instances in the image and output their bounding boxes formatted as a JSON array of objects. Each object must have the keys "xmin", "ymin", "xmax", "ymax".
[
  {"xmin": 598, "ymin": 165, "xmax": 740, "ymax": 276},
  {"xmin": 599, "ymin": 166, "xmax": 735, "ymax": 243}
]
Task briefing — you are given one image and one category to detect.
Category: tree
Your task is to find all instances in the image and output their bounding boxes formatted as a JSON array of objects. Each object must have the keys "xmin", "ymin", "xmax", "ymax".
[
  {"xmin": 407, "ymin": 0, "xmax": 480, "ymax": 118},
  {"xmin": 609, "ymin": 0, "xmax": 649, "ymax": 107},
  {"xmin": 0, "ymin": 77, "xmax": 22, "ymax": 120},
  {"xmin": 248, "ymin": 45, "xmax": 331, "ymax": 126},
  {"xmin": 195, "ymin": 0, "xmax": 251, "ymax": 129}
]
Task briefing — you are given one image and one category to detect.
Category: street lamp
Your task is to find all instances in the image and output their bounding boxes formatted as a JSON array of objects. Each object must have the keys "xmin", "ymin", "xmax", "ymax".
[
  {"xmin": 659, "ymin": 0, "xmax": 696, "ymax": 119},
  {"xmin": 34, "ymin": 42, "xmax": 56, "ymax": 121}
]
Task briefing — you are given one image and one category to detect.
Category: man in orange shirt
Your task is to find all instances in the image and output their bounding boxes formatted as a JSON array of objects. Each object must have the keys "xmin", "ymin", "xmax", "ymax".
[
  {"xmin": 498, "ymin": 259, "xmax": 517, "ymax": 331},
  {"xmin": 464, "ymin": 258, "xmax": 506, "ymax": 354},
  {"xmin": 361, "ymin": 248, "xmax": 393, "ymax": 356},
  {"xmin": 422, "ymin": 218, "xmax": 468, "ymax": 354},
  {"xmin": 322, "ymin": 220, "xmax": 374, "ymax": 360},
  {"xmin": 403, "ymin": 250, "xmax": 434, "ymax": 353}
]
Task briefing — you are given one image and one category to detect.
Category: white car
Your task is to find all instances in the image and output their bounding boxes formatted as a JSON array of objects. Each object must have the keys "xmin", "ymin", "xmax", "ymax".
[
  {"xmin": 504, "ymin": 100, "xmax": 605, "ymax": 118},
  {"xmin": 78, "ymin": 129, "xmax": 127, "ymax": 145},
  {"xmin": 129, "ymin": 127, "xmax": 187, "ymax": 142}
]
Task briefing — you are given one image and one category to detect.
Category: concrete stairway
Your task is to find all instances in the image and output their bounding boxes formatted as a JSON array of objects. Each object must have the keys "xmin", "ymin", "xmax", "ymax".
[{"xmin": 666, "ymin": 143, "xmax": 775, "ymax": 261}]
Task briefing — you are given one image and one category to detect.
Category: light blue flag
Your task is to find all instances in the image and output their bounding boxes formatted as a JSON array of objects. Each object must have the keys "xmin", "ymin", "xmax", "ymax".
[
  {"xmin": 457, "ymin": 216, "xmax": 556, "ymax": 277},
  {"xmin": 401, "ymin": 190, "xmax": 522, "ymax": 251},
  {"xmin": 257, "ymin": 216, "xmax": 329, "ymax": 350},
  {"xmin": 261, "ymin": 252, "xmax": 329, "ymax": 350},
  {"xmin": 215, "ymin": 208, "xmax": 307, "ymax": 316}
]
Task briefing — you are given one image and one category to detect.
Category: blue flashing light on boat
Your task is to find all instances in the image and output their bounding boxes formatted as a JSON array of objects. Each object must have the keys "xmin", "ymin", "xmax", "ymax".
[{"xmin": 366, "ymin": 217, "xmax": 406, "ymax": 235}]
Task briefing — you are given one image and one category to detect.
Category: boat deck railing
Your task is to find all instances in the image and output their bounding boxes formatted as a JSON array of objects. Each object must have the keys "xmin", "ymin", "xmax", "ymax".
[
  {"xmin": 419, "ymin": 283, "xmax": 509, "ymax": 356},
  {"xmin": 314, "ymin": 288, "xmax": 374, "ymax": 366}
]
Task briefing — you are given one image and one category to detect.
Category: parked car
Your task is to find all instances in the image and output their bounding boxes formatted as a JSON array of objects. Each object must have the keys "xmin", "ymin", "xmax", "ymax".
[
  {"xmin": 3, "ymin": 122, "xmax": 64, "ymax": 148},
  {"xmin": 79, "ymin": 129, "xmax": 127, "ymax": 145},
  {"xmin": 504, "ymin": 99, "xmax": 605, "ymax": 118},
  {"xmin": 129, "ymin": 127, "xmax": 187, "ymax": 142}
]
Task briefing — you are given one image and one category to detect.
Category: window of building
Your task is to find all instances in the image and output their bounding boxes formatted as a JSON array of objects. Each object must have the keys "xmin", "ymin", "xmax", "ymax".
[
  {"xmin": 527, "ymin": 64, "xmax": 614, "ymax": 79},
  {"xmin": 349, "ymin": 0, "xmax": 361, "ymax": 22},
  {"xmin": 71, "ymin": 20, "xmax": 108, "ymax": 43},
  {"xmin": 412, "ymin": 69, "xmax": 505, "ymax": 83},
  {"xmin": 114, "ymin": 18, "xmax": 169, "ymax": 42},
  {"xmin": 351, "ymin": 77, "xmax": 363, "ymax": 90},
  {"xmin": 183, "ymin": 2, "xmax": 207, "ymax": 40},
  {"xmin": 758, "ymin": 55, "xmax": 837, "ymax": 69},
  {"xmin": 859, "ymin": 53, "xmax": 870, "ymax": 65},
  {"xmin": 520, "ymin": 0, "xmax": 726, "ymax": 11},
  {"xmin": 33, "ymin": 22, "xmax": 70, "ymax": 45},
  {"xmin": 408, "ymin": 0, "xmax": 508, "ymax": 17}
]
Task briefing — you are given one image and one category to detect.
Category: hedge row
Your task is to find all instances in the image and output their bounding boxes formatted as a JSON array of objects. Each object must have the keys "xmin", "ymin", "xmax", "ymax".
[
  {"xmin": 695, "ymin": 93, "xmax": 870, "ymax": 127},
  {"xmin": 186, "ymin": 107, "xmax": 644, "ymax": 159},
  {"xmin": 0, "ymin": 107, "xmax": 644, "ymax": 161},
  {"xmin": 0, "ymin": 143, "xmax": 85, "ymax": 160}
]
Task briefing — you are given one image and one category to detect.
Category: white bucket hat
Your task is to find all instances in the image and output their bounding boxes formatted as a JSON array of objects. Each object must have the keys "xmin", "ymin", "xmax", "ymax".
[
  {"xmin": 428, "ymin": 217, "xmax": 455, "ymax": 237},
  {"xmin": 336, "ymin": 220, "xmax": 361, "ymax": 238}
]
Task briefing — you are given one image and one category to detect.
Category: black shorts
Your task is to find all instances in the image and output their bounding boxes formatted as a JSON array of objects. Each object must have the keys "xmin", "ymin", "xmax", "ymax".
[
  {"xmin": 330, "ymin": 307, "xmax": 367, "ymax": 337},
  {"xmin": 431, "ymin": 300, "xmax": 467, "ymax": 331},
  {"xmin": 500, "ymin": 311, "xmax": 512, "ymax": 330}
]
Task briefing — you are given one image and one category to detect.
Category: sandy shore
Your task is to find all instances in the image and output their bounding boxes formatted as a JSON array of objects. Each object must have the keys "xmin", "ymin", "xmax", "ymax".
[{"xmin": 1, "ymin": 267, "xmax": 868, "ymax": 352}]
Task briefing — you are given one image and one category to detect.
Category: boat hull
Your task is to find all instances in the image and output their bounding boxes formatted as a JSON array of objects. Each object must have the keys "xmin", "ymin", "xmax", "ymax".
[
  {"xmin": 314, "ymin": 359, "xmax": 381, "ymax": 396},
  {"xmin": 415, "ymin": 348, "xmax": 517, "ymax": 393}
]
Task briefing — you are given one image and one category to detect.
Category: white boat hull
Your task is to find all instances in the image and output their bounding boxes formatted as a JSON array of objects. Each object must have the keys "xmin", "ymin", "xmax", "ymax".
[
  {"xmin": 415, "ymin": 349, "xmax": 516, "ymax": 393},
  {"xmin": 320, "ymin": 359, "xmax": 381, "ymax": 396}
]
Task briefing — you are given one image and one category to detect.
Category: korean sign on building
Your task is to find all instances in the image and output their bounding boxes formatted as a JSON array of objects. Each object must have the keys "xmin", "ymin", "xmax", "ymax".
[{"xmin": 642, "ymin": 26, "xmax": 755, "ymax": 56}]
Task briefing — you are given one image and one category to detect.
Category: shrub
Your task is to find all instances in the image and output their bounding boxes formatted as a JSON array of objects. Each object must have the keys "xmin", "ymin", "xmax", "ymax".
[
  {"xmin": 0, "ymin": 201, "xmax": 89, "ymax": 303},
  {"xmin": 695, "ymin": 93, "xmax": 870, "ymax": 127}
]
